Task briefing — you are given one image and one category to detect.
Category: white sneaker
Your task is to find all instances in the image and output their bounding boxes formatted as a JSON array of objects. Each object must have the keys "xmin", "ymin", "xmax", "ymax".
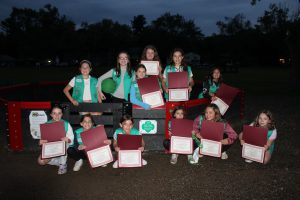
[
  {"xmin": 221, "ymin": 152, "xmax": 228, "ymax": 160},
  {"xmin": 73, "ymin": 159, "xmax": 83, "ymax": 171},
  {"xmin": 101, "ymin": 164, "xmax": 107, "ymax": 167},
  {"xmin": 112, "ymin": 160, "xmax": 118, "ymax": 168},
  {"xmin": 58, "ymin": 164, "xmax": 67, "ymax": 175},
  {"xmin": 245, "ymin": 159, "xmax": 253, "ymax": 163},
  {"xmin": 142, "ymin": 159, "xmax": 147, "ymax": 166},
  {"xmin": 170, "ymin": 154, "xmax": 178, "ymax": 164}
]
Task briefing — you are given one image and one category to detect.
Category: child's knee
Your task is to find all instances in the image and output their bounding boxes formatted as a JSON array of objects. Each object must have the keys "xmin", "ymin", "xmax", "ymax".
[{"xmin": 37, "ymin": 155, "xmax": 49, "ymax": 165}]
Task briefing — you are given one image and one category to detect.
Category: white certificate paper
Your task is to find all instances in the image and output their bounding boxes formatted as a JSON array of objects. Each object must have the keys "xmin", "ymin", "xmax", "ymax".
[
  {"xmin": 42, "ymin": 141, "xmax": 66, "ymax": 159},
  {"xmin": 142, "ymin": 91, "xmax": 164, "ymax": 108},
  {"xmin": 141, "ymin": 60, "xmax": 159, "ymax": 75},
  {"xmin": 211, "ymin": 97, "xmax": 229, "ymax": 115},
  {"xmin": 118, "ymin": 150, "xmax": 142, "ymax": 168},
  {"xmin": 200, "ymin": 139, "xmax": 222, "ymax": 157},
  {"xmin": 169, "ymin": 88, "xmax": 189, "ymax": 102},
  {"xmin": 170, "ymin": 136, "xmax": 193, "ymax": 154},
  {"xmin": 87, "ymin": 145, "xmax": 113, "ymax": 168},
  {"xmin": 242, "ymin": 143, "xmax": 265, "ymax": 163}
]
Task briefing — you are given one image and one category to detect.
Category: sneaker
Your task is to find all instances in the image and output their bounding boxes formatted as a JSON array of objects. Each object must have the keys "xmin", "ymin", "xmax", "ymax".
[
  {"xmin": 58, "ymin": 164, "xmax": 67, "ymax": 175},
  {"xmin": 221, "ymin": 152, "xmax": 228, "ymax": 160},
  {"xmin": 188, "ymin": 155, "xmax": 199, "ymax": 165},
  {"xmin": 245, "ymin": 159, "xmax": 253, "ymax": 163},
  {"xmin": 101, "ymin": 164, "xmax": 107, "ymax": 167},
  {"xmin": 73, "ymin": 159, "xmax": 83, "ymax": 171},
  {"xmin": 112, "ymin": 160, "xmax": 118, "ymax": 168},
  {"xmin": 142, "ymin": 159, "xmax": 147, "ymax": 166},
  {"xmin": 170, "ymin": 154, "xmax": 178, "ymax": 164}
]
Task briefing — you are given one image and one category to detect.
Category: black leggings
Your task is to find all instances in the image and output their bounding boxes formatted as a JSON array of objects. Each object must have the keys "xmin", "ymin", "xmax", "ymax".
[{"xmin": 67, "ymin": 147, "xmax": 86, "ymax": 161}]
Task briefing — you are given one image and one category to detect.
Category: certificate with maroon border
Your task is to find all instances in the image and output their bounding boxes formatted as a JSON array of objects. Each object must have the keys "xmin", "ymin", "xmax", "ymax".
[
  {"xmin": 138, "ymin": 77, "xmax": 164, "ymax": 108},
  {"xmin": 40, "ymin": 121, "xmax": 65, "ymax": 142},
  {"xmin": 140, "ymin": 60, "xmax": 159, "ymax": 75},
  {"xmin": 168, "ymin": 72, "xmax": 189, "ymax": 102},
  {"xmin": 215, "ymin": 83, "xmax": 240, "ymax": 106},
  {"xmin": 169, "ymin": 88, "xmax": 189, "ymax": 102},
  {"xmin": 211, "ymin": 97, "xmax": 229, "ymax": 115},
  {"xmin": 118, "ymin": 150, "xmax": 142, "ymax": 168},
  {"xmin": 200, "ymin": 139, "xmax": 222, "ymax": 157},
  {"xmin": 242, "ymin": 143, "xmax": 265, "ymax": 163},
  {"xmin": 42, "ymin": 141, "xmax": 66, "ymax": 159},
  {"xmin": 242, "ymin": 125, "xmax": 268, "ymax": 147},
  {"xmin": 86, "ymin": 145, "xmax": 113, "ymax": 168},
  {"xmin": 170, "ymin": 136, "xmax": 193, "ymax": 154},
  {"xmin": 81, "ymin": 125, "xmax": 114, "ymax": 168}
]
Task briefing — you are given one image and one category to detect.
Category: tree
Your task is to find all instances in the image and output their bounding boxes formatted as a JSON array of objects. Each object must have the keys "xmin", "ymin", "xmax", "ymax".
[
  {"xmin": 216, "ymin": 13, "xmax": 252, "ymax": 35},
  {"xmin": 131, "ymin": 15, "xmax": 146, "ymax": 34}
]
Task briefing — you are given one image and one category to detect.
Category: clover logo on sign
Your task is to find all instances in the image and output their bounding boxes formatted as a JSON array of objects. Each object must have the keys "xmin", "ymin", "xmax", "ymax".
[{"xmin": 142, "ymin": 121, "xmax": 154, "ymax": 133}]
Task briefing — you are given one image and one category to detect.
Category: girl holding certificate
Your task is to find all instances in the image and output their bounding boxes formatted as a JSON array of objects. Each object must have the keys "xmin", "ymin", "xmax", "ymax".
[
  {"xmin": 239, "ymin": 110, "xmax": 277, "ymax": 164},
  {"xmin": 67, "ymin": 114, "xmax": 112, "ymax": 171},
  {"xmin": 198, "ymin": 67, "xmax": 222, "ymax": 100},
  {"xmin": 190, "ymin": 104, "xmax": 237, "ymax": 164},
  {"xmin": 163, "ymin": 106, "xmax": 195, "ymax": 164},
  {"xmin": 112, "ymin": 115, "xmax": 147, "ymax": 168},
  {"xmin": 97, "ymin": 51, "xmax": 135, "ymax": 103},
  {"xmin": 130, "ymin": 64, "xmax": 151, "ymax": 109},
  {"xmin": 162, "ymin": 48, "xmax": 194, "ymax": 100},
  {"xmin": 140, "ymin": 45, "xmax": 163, "ymax": 80},
  {"xmin": 37, "ymin": 105, "xmax": 74, "ymax": 175},
  {"xmin": 63, "ymin": 60, "xmax": 101, "ymax": 115}
]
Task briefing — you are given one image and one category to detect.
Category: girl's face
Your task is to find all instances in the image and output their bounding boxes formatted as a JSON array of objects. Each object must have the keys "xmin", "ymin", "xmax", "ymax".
[
  {"xmin": 146, "ymin": 49, "xmax": 155, "ymax": 60},
  {"xmin": 136, "ymin": 67, "xmax": 146, "ymax": 79},
  {"xmin": 50, "ymin": 108, "xmax": 63, "ymax": 122},
  {"xmin": 118, "ymin": 53, "xmax": 129, "ymax": 67},
  {"xmin": 120, "ymin": 120, "xmax": 133, "ymax": 134},
  {"xmin": 258, "ymin": 113, "xmax": 270, "ymax": 127},
  {"xmin": 80, "ymin": 117, "xmax": 93, "ymax": 131},
  {"xmin": 205, "ymin": 107, "xmax": 216, "ymax": 121},
  {"xmin": 80, "ymin": 63, "xmax": 91, "ymax": 77},
  {"xmin": 173, "ymin": 51, "xmax": 183, "ymax": 66},
  {"xmin": 174, "ymin": 109, "xmax": 184, "ymax": 119},
  {"xmin": 212, "ymin": 69, "xmax": 221, "ymax": 80}
]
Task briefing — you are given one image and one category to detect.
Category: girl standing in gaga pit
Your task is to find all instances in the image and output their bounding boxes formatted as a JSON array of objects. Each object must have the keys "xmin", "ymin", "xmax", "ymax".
[
  {"xmin": 63, "ymin": 60, "xmax": 101, "ymax": 115},
  {"xmin": 162, "ymin": 48, "xmax": 194, "ymax": 101},
  {"xmin": 97, "ymin": 51, "xmax": 135, "ymax": 103},
  {"xmin": 140, "ymin": 45, "xmax": 163, "ymax": 81}
]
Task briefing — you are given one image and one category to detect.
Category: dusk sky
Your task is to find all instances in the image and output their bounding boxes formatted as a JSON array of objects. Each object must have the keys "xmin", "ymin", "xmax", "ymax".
[{"xmin": 0, "ymin": 0, "xmax": 299, "ymax": 36}]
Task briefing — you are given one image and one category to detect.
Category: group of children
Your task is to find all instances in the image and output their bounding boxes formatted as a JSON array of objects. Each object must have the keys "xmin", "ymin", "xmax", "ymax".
[{"xmin": 38, "ymin": 45, "xmax": 277, "ymax": 174}]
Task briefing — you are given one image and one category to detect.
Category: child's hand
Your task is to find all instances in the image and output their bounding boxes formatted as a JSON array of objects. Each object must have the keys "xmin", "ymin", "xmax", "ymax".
[
  {"xmin": 168, "ymin": 131, "xmax": 172, "ymax": 137},
  {"xmin": 195, "ymin": 132, "xmax": 202, "ymax": 139},
  {"xmin": 71, "ymin": 99, "xmax": 79, "ymax": 106},
  {"xmin": 39, "ymin": 140, "xmax": 48, "ymax": 145},
  {"xmin": 160, "ymin": 89, "xmax": 163, "ymax": 93},
  {"xmin": 104, "ymin": 139, "xmax": 111, "ymax": 145},
  {"xmin": 78, "ymin": 145, "xmax": 86, "ymax": 150},
  {"xmin": 114, "ymin": 147, "xmax": 120, "ymax": 152},
  {"xmin": 240, "ymin": 139, "xmax": 245, "ymax": 146},
  {"xmin": 264, "ymin": 145, "xmax": 269, "ymax": 151},
  {"xmin": 138, "ymin": 146, "xmax": 144, "ymax": 152},
  {"xmin": 188, "ymin": 86, "xmax": 192, "ymax": 92},
  {"xmin": 211, "ymin": 96, "xmax": 217, "ymax": 101},
  {"xmin": 99, "ymin": 92, "xmax": 106, "ymax": 100},
  {"xmin": 61, "ymin": 137, "xmax": 70, "ymax": 143}
]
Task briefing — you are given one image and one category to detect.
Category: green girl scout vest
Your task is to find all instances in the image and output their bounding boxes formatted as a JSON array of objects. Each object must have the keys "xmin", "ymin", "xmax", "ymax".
[
  {"xmin": 112, "ymin": 69, "xmax": 134, "ymax": 101},
  {"xmin": 72, "ymin": 75, "xmax": 98, "ymax": 103}
]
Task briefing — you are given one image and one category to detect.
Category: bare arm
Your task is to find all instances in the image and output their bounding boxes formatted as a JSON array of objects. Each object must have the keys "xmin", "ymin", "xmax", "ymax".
[{"xmin": 63, "ymin": 84, "xmax": 78, "ymax": 106}]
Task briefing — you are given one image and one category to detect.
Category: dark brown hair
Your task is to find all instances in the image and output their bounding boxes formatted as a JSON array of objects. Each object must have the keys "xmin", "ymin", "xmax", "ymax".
[
  {"xmin": 169, "ymin": 48, "xmax": 188, "ymax": 70},
  {"xmin": 204, "ymin": 104, "xmax": 223, "ymax": 122},
  {"xmin": 120, "ymin": 114, "xmax": 134, "ymax": 124},
  {"xmin": 80, "ymin": 114, "xmax": 95, "ymax": 125},
  {"xmin": 140, "ymin": 45, "xmax": 161, "ymax": 62},
  {"xmin": 171, "ymin": 106, "xmax": 186, "ymax": 118}
]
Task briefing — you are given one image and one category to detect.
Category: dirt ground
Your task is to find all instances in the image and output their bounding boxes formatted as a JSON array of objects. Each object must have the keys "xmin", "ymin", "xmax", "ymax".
[{"xmin": 1, "ymin": 94, "xmax": 300, "ymax": 200}]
